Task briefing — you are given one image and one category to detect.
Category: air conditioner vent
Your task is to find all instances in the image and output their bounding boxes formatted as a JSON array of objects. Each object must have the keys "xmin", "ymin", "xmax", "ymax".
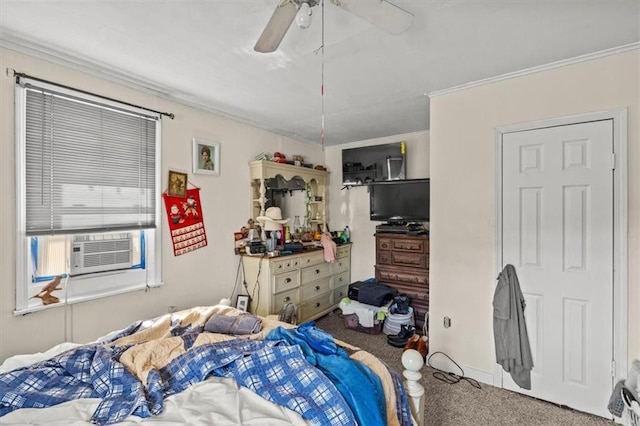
[
  {"xmin": 83, "ymin": 240, "xmax": 131, "ymax": 254},
  {"xmin": 71, "ymin": 233, "xmax": 133, "ymax": 275}
]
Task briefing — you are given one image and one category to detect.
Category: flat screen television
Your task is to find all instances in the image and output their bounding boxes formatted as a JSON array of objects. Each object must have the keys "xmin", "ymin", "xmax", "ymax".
[{"xmin": 369, "ymin": 179, "xmax": 430, "ymax": 224}]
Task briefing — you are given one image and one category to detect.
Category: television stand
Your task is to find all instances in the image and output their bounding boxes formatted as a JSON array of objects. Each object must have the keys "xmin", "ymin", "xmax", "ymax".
[{"xmin": 374, "ymin": 232, "xmax": 429, "ymax": 332}]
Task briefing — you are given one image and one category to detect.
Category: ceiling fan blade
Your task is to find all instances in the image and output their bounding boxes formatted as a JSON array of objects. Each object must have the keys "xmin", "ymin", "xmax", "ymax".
[
  {"xmin": 330, "ymin": 0, "xmax": 414, "ymax": 35},
  {"xmin": 254, "ymin": 0, "xmax": 299, "ymax": 53}
]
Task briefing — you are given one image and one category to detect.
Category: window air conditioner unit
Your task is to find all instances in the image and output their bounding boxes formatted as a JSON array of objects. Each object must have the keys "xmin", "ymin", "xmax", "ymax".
[{"xmin": 70, "ymin": 233, "xmax": 133, "ymax": 275}]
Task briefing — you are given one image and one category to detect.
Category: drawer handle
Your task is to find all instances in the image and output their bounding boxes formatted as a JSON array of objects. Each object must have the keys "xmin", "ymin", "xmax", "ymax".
[
  {"xmin": 315, "ymin": 302, "xmax": 321, "ymax": 308},
  {"xmin": 283, "ymin": 296, "xmax": 290, "ymax": 302},
  {"xmin": 337, "ymin": 291, "xmax": 344, "ymax": 297},
  {"xmin": 285, "ymin": 278, "xmax": 292, "ymax": 283},
  {"xmin": 278, "ymin": 265, "xmax": 283, "ymax": 269},
  {"xmin": 315, "ymin": 285, "xmax": 320, "ymax": 291},
  {"xmin": 315, "ymin": 269, "xmax": 320, "ymax": 274},
  {"xmin": 338, "ymin": 277, "xmax": 343, "ymax": 282}
]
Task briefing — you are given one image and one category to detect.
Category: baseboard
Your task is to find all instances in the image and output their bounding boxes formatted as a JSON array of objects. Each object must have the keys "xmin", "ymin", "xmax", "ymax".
[{"xmin": 426, "ymin": 353, "xmax": 495, "ymax": 386}]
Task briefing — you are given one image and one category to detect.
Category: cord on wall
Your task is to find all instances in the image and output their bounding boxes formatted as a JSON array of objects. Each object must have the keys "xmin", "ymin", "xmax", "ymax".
[
  {"xmin": 241, "ymin": 255, "xmax": 249, "ymax": 294},
  {"xmin": 63, "ymin": 258, "xmax": 72, "ymax": 342},
  {"xmin": 229, "ymin": 256, "xmax": 244, "ymax": 302},
  {"xmin": 249, "ymin": 255, "xmax": 266, "ymax": 313}
]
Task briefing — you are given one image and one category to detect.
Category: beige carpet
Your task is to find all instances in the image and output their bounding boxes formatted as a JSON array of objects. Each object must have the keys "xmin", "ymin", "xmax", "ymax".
[{"xmin": 314, "ymin": 310, "xmax": 615, "ymax": 426}]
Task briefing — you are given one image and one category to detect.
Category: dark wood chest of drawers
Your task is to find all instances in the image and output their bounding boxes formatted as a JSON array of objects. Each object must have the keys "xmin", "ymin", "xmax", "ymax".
[{"xmin": 375, "ymin": 233, "xmax": 429, "ymax": 332}]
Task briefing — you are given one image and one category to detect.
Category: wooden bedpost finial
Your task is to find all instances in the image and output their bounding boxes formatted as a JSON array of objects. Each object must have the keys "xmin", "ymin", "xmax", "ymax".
[{"xmin": 402, "ymin": 348, "xmax": 425, "ymax": 426}]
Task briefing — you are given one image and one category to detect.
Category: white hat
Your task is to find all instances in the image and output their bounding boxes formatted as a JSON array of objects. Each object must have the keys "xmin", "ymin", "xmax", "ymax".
[
  {"xmin": 264, "ymin": 221, "xmax": 284, "ymax": 231},
  {"xmin": 256, "ymin": 207, "xmax": 289, "ymax": 225}
]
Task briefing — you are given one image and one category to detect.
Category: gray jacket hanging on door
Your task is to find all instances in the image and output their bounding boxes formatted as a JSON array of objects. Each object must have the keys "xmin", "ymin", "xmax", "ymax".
[{"xmin": 493, "ymin": 264, "xmax": 534, "ymax": 390}]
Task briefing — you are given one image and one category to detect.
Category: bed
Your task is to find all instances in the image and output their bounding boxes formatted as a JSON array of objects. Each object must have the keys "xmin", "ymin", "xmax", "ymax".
[{"xmin": 0, "ymin": 305, "xmax": 424, "ymax": 425}]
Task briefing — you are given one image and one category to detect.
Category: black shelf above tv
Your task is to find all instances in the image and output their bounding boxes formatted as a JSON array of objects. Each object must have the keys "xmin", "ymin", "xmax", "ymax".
[
  {"xmin": 342, "ymin": 142, "xmax": 406, "ymax": 186},
  {"xmin": 342, "ymin": 169, "xmax": 377, "ymax": 185}
]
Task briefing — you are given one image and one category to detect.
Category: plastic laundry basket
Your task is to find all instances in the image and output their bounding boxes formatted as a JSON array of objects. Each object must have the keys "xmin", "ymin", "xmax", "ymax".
[{"xmin": 383, "ymin": 307, "xmax": 414, "ymax": 335}]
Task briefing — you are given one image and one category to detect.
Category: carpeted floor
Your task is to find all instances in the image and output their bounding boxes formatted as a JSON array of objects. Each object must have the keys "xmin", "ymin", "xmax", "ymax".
[{"xmin": 314, "ymin": 310, "xmax": 615, "ymax": 426}]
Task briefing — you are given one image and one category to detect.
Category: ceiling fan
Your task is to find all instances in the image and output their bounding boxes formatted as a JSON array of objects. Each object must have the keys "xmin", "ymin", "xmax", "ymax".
[{"xmin": 254, "ymin": 0, "xmax": 414, "ymax": 53}]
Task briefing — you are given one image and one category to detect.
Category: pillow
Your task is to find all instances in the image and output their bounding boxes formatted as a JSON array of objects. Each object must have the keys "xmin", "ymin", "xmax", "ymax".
[{"xmin": 204, "ymin": 313, "xmax": 262, "ymax": 335}]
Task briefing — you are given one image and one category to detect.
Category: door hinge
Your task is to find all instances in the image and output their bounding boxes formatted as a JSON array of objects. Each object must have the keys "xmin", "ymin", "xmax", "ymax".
[{"xmin": 611, "ymin": 153, "xmax": 616, "ymax": 170}]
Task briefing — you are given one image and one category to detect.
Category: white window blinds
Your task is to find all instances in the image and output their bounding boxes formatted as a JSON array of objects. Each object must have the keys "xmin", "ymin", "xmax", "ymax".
[{"xmin": 22, "ymin": 80, "xmax": 159, "ymax": 236}]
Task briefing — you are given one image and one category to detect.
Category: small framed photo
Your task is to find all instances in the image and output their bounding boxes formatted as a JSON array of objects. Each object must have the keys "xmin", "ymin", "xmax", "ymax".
[
  {"xmin": 236, "ymin": 295, "xmax": 250, "ymax": 312},
  {"xmin": 193, "ymin": 138, "xmax": 220, "ymax": 175},
  {"xmin": 167, "ymin": 170, "xmax": 188, "ymax": 197}
]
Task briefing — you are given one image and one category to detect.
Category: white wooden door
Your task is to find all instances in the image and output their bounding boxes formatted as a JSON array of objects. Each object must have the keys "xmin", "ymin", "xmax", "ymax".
[{"xmin": 501, "ymin": 120, "xmax": 613, "ymax": 417}]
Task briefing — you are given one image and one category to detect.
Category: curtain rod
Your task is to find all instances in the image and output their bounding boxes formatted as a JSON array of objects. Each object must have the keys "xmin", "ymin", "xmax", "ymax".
[{"xmin": 8, "ymin": 68, "xmax": 175, "ymax": 120}]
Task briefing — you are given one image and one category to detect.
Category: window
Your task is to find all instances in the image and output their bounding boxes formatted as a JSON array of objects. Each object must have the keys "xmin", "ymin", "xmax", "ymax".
[{"xmin": 15, "ymin": 76, "xmax": 163, "ymax": 314}]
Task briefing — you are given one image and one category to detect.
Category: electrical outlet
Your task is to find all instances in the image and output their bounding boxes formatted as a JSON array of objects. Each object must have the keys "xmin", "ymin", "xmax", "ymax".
[{"xmin": 444, "ymin": 316, "xmax": 451, "ymax": 328}]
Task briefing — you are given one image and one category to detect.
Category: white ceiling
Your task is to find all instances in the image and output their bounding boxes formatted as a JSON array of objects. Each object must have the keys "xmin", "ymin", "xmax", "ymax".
[{"xmin": 1, "ymin": 0, "xmax": 639, "ymax": 146}]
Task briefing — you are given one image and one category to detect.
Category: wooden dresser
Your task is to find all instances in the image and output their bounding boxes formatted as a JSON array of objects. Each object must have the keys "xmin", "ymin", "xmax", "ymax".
[
  {"xmin": 243, "ymin": 245, "xmax": 351, "ymax": 323},
  {"xmin": 375, "ymin": 233, "xmax": 429, "ymax": 332}
]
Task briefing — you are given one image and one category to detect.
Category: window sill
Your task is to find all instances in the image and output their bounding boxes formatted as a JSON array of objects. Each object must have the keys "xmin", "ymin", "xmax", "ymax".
[{"xmin": 14, "ymin": 281, "xmax": 164, "ymax": 316}]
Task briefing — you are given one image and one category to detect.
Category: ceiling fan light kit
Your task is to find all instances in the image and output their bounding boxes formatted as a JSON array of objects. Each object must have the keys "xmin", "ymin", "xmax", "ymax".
[
  {"xmin": 254, "ymin": 0, "xmax": 414, "ymax": 53},
  {"xmin": 295, "ymin": 1, "xmax": 315, "ymax": 29}
]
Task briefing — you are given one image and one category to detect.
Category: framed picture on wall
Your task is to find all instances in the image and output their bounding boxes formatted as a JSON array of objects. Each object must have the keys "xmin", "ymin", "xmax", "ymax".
[
  {"xmin": 236, "ymin": 295, "xmax": 250, "ymax": 312},
  {"xmin": 167, "ymin": 170, "xmax": 188, "ymax": 197},
  {"xmin": 193, "ymin": 138, "xmax": 220, "ymax": 175}
]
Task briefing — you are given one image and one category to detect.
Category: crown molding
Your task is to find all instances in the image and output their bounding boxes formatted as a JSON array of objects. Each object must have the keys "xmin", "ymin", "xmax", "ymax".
[
  {"xmin": 0, "ymin": 32, "xmax": 297, "ymax": 140},
  {"xmin": 428, "ymin": 42, "xmax": 640, "ymax": 98},
  {"xmin": 1, "ymin": 32, "xmax": 176, "ymax": 97}
]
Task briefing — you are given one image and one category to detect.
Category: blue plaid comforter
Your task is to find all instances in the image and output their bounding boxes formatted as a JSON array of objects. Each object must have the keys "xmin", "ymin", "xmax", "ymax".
[{"xmin": 0, "ymin": 316, "xmax": 411, "ymax": 426}]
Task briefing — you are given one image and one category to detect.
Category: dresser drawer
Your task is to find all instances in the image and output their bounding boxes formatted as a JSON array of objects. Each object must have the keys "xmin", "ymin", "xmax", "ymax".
[
  {"xmin": 272, "ymin": 256, "xmax": 300, "ymax": 274},
  {"xmin": 377, "ymin": 251, "xmax": 392, "ymax": 265},
  {"xmin": 391, "ymin": 238, "xmax": 427, "ymax": 254},
  {"xmin": 300, "ymin": 250, "xmax": 325, "ymax": 267},
  {"xmin": 376, "ymin": 265, "xmax": 428, "ymax": 287},
  {"xmin": 300, "ymin": 277, "xmax": 332, "ymax": 299},
  {"xmin": 273, "ymin": 270, "xmax": 299, "ymax": 293},
  {"xmin": 300, "ymin": 292, "xmax": 332, "ymax": 319},
  {"xmin": 333, "ymin": 284, "xmax": 349, "ymax": 303},
  {"xmin": 333, "ymin": 271, "xmax": 350, "ymax": 289},
  {"xmin": 377, "ymin": 237, "xmax": 392, "ymax": 251},
  {"xmin": 391, "ymin": 251, "xmax": 427, "ymax": 269},
  {"xmin": 301, "ymin": 262, "xmax": 332, "ymax": 283},
  {"xmin": 336, "ymin": 245, "xmax": 351, "ymax": 259},
  {"xmin": 333, "ymin": 257, "xmax": 350, "ymax": 274},
  {"xmin": 272, "ymin": 288, "xmax": 299, "ymax": 313}
]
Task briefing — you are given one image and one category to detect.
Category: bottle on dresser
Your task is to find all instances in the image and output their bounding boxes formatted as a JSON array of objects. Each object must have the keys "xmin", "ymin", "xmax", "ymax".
[{"xmin": 342, "ymin": 226, "xmax": 350, "ymax": 243}]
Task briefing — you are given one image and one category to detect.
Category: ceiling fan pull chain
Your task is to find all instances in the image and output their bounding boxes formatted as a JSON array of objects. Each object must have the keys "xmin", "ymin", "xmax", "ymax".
[{"xmin": 320, "ymin": 0, "xmax": 325, "ymax": 150}]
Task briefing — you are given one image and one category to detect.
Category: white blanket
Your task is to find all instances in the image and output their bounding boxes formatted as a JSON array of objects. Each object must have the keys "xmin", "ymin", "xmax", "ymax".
[{"xmin": 339, "ymin": 299, "xmax": 390, "ymax": 328}]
